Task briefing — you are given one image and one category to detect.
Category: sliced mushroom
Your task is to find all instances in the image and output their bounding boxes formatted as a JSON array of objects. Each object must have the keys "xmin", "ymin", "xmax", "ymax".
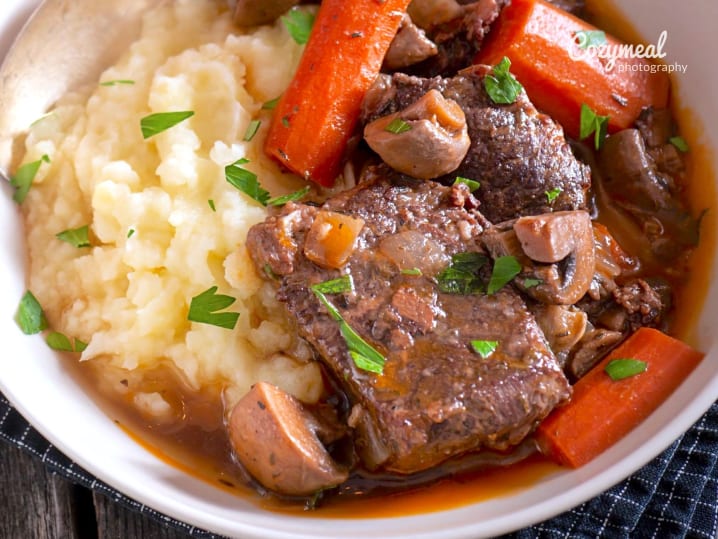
[
  {"xmin": 364, "ymin": 89, "xmax": 470, "ymax": 180},
  {"xmin": 533, "ymin": 304, "xmax": 587, "ymax": 361},
  {"xmin": 233, "ymin": 0, "xmax": 301, "ymax": 27},
  {"xmin": 384, "ymin": 14, "xmax": 438, "ymax": 71},
  {"xmin": 483, "ymin": 211, "xmax": 596, "ymax": 305},
  {"xmin": 229, "ymin": 382, "xmax": 349, "ymax": 496}
]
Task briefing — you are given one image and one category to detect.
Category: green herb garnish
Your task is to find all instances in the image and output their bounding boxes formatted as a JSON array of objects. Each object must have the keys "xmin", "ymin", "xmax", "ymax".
[
  {"xmin": 669, "ymin": 136, "xmax": 689, "ymax": 153},
  {"xmin": 579, "ymin": 103, "xmax": 609, "ymax": 150},
  {"xmin": 100, "ymin": 79, "xmax": 135, "ymax": 87},
  {"xmin": 262, "ymin": 97, "xmax": 280, "ymax": 110},
  {"xmin": 471, "ymin": 340, "xmax": 499, "ymax": 358},
  {"xmin": 140, "ymin": 111, "xmax": 194, "ymax": 139},
  {"xmin": 605, "ymin": 358, "xmax": 647, "ymax": 381},
  {"xmin": 437, "ymin": 252, "xmax": 488, "ymax": 295},
  {"xmin": 453, "ymin": 176, "xmax": 480, "ymax": 192},
  {"xmin": 545, "ymin": 187, "xmax": 562, "ymax": 204},
  {"xmin": 127, "ymin": 228, "xmax": 135, "ymax": 239},
  {"xmin": 15, "ymin": 291, "xmax": 48, "ymax": 335},
  {"xmin": 401, "ymin": 268, "xmax": 423, "ymax": 276},
  {"xmin": 56, "ymin": 225, "xmax": 91, "ymax": 248},
  {"xmin": 267, "ymin": 186, "xmax": 311, "ymax": 207},
  {"xmin": 523, "ymin": 278, "xmax": 543, "ymax": 289},
  {"xmin": 311, "ymin": 279, "xmax": 385, "ymax": 375},
  {"xmin": 225, "ymin": 158, "xmax": 270, "ymax": 205},
  {"xmin": 282, "ymin": 7, "xmax": 315, "ymax": 45},
  {"xmin": 385, "ymin": 118, "xmax": 412, "ymax": 134},
  {"xmin": 10, "ymin": 154, "xmax": 50, "ymax": 204},
  {"xmin": 46, "ymin": 332, "xmax": 74, "ymax": 352},
  {"xmin": 487, "ymin": 255, "xmax": 522, "ymax": 295},
  {"xmin": 484, "ymin": 56, "xmax": 524, "ymax": 105},
  {"xmin": 188, "ymin": 286, "xmax": 240, "ymax": 330},
  {"xmin": 243, "ymin": 120, "xmax": 262, "ymax": 142},
  {"xmin": 574, "ymin": 30, "xmax": 607, "ymax": 49},
  {"xmin": 208, "ymin": 199, "xmax": 216, "ymax": 212}
]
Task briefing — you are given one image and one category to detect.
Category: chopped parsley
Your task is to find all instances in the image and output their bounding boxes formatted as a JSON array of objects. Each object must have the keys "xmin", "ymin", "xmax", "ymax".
[
  {"xmin": 262, "ymin": 97, "xmax": 280, "ymax": 110},
  {"xmin": 471, "ymin": 340, "xmax": 499, "ymax": 359},
  {"xmin": 127, "ymin": 228, "xmax": 135, "ymax": 239},
  {"xmin": 187, "ymin": 286, "xmax": 240, "ymax": 330},
  {"xmin": 311, "ymin": 277, "xmax": 385, "ymax": 375},
  {"xmin": 385, "ymin": 118, "xmax": 412, "ymax": 134},
  {"xmin": 401, "ymin": 268, "xmax": 423, "ymax": 276},
  {"xmin": 208, "ymin": 199, "xmax": 216, "ymax": 212},
  {"xmin": 669, "ymin": 136, "xmax": 689, "ymax": 153},
  {"xmin": 523, "ymin": 278, "xmax": 543, "ymax": 289},
  {"xmin": 15, "ymin": 291, "xmax": 48, "ymax": 335},
  {"xmin": 56, "ymin": 225, "xmax": 90, "ymax": 248},
  {"xmin": 436, "ymin": 252, "xmax": 488, "ymax": 295},
  {"xmin": 484, "ymin": 56, "xmax": 523, "ymax": 105},
  {"xmin": 282, "ymin": 7, "xmax": 315, "ymax": 45},
  {"xmin": 605, "ymin": 358, "xmax": 647, "ymax": 381},
  {"xmin": 243, "ymin": 119, "xmax": 261, "ymax": 142},
  {"xmin": 10, "ymin": 154, "xmax": 50, "ymax": 204},
  {"xmin": 574, "ymin": 30, "xmax": 607, "ymax": 49},
  {"xmin": 453, "ymin": 176, "xmax": 480, "ymax": 192},
  {"xmin": 140, "ymin": 111, "xmax": 194, "ymax": 139},
  {"xmin": 267, "ymin": 186, "xmax": 311, "ymax": 207},
  {"xmin": 46, "ymin": 332, "xmax": 86, "ymax": 353},
  {"xmin": 579, "ymin": 103, "xmax": 609, "ymax": 150},
  {"xmin": 487, "ymin": 255, "xmax": 522, "ymax": 295},
  {"xmin": 225, "ymin": 158, "xmax": 270, "ymax": 205},
  {"xmin": 100, "ymin": 79, "xmax": 135, "ymax": 87},
  {"xmin": 545, "ymin": 187, "xmax": 562, "ymax": 204}
]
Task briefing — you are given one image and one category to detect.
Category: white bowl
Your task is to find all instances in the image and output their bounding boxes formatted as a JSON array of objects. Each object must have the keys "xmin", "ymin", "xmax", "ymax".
[{"xmin": 1, "ymin": 1, "xmax": 717, "ymax": 538}]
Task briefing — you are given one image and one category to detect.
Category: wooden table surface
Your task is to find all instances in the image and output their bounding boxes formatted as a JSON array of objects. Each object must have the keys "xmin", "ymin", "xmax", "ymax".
[{"xmin": 0, "ymin": 442, "xmax": 198, "ymax": 539}]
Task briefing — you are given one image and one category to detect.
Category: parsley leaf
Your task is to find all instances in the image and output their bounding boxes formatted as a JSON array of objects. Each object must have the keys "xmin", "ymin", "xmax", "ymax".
[
  {"xmin": 605, "ymin": 358, "xmax": 647, "ymax": 381},
  {"xmin": 188, "ymin": 286, "xmax": 240, "ymax": 330},
  {"xmin": 385, "ymin": 118, "xmax": 412, "ymax": 134},
  {"xmin": 127, "ymin": 228, "xmax": 135, "ymax": 239},
  {"xmin": 10, "ymin": 154, "xmax": 50, "ymax": 204},
  {"xmin": 46, "ymin": 332, "xmax": 74, "ymax": 352},
  {"xmin": 208, "ymin": 199, "xmax": 216, "ymax": 212},
  {"xmin": 669, "ymin": 136, "xmax": 689, "ymax": 153},
  {"xmin": 523, "ymin": 278, "xmax": 543, "ymax": 289},
  {"xmin": 262, "ymin": 97, "xmax": 280, "ymax": 110},
  {"xmin": 401, "ymin": 268, "xmax": 423, "ymax": 276},
  {"xmin": 453, "ymin": 176, "xmax": 480, "ymax": 192},
  {"xmin": 436, "ymin": 252, "xmax": 488, "ymax": 295},
  {"xmin": 484, "ymin": 56, "xmax": 524, "ymax": 105},
  {"xmin": 15, "ymin": 291, "xmax": 48, "ymax": 335},
  {"xmin": 225, "ymin": 158, "xmax": 270, "ymax": 205},
  {"xmin": 471, "ymin": 340, "xmax": 498, "ymax": 358},
  {"xmin": 243, "ymin": 119, "xmax": 261, "ymax": 142},
  {"xmin": 267, "ymin": 186, "xmax": 310, "ymax": 207},
  {"xmin": 282, "ymin": 8, "xmax": 315, "ymax": 45},
  {"xmin": 574, "ymin": 30, "xmax": 607, "ymax": 49},
  {"xmin": 140, "ymin": 111, "xmax": 194, "ymax": 139},
  {"xmin": 579, "ymin": 103, "xmax": 610, "ymax": 150},
  {"xmin": 56, "ymin": 225, "xmax": 91, "ymax": 248},
  {"xmin": 487, "ymin": 255, "xmax": 522, "ymax": 294},
  {"xmin": 311, "ymin": 279, "xmax": 385, "ymax": 375},
  {"xmin": 100, "ymin": 79, "xmax": 135, "ymax": 87},
  {"xmin": 545, "ymin": 187, "xmax": 562, "ymax": 204}
]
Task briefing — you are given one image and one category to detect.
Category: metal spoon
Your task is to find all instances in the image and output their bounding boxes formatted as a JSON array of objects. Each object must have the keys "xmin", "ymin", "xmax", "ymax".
[{"xmin": 0, "ymin": 0, "xmax": 164, "ymax": 180}]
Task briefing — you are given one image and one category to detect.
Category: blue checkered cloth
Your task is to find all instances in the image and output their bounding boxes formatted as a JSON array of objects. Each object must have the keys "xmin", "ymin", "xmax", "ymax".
[{"xmin": 1, "ymin": 393, "xmax": 716, "ymax": 538}]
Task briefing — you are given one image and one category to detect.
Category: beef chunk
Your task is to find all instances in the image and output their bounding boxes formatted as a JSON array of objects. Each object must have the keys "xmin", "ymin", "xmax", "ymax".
[
  {"xmin": 247, "ymin": 171, "xmax": 571, "ymax": 474},
  {"xmin": 361, "ymin": 66, "xmax": 591, "ymax": 223}
]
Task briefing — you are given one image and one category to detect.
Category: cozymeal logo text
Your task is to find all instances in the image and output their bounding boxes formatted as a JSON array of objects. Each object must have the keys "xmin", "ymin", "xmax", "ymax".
[{"xmin": 570, "ymin": 30, "xmax": 687, "ymax": 74}]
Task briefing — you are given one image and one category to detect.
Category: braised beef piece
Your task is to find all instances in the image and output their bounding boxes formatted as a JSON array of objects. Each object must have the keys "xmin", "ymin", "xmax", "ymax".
[
  {"xmin": 361, "ymin": 66, "xmax": 592, "ymax": 223},
  {"xmin": 405, "ymin": 0, "xmax": 508, "ymax": 77},
  {"xmin": 598, "ymin": 125, "xmax": 699, "ymax": 262},
  {"xmin": 246, "ymin": 170, "xmax": 571, "ymax": 474}
]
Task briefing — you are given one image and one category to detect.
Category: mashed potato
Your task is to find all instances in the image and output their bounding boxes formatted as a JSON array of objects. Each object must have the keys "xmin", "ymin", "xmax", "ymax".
[{"xmin": 19, "ymin": 0, "xmax": 323, "ymax": 415}]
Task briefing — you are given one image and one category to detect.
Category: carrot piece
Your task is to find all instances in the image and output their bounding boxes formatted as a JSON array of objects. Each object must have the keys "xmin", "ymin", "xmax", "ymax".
[
  {"xmin": 535, "ymin": 328, "xmax": 704, "ymax": 468},
  {"xmin": 264, "ymin": 0, "xmax": 411, "ymax": 187},
  {"xmin": 475, "ymin": 0, "xmax": 670, "ymax": 139}
]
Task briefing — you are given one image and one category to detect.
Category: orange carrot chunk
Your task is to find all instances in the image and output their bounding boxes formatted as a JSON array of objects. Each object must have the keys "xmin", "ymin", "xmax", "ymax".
[
  {"xmin": 475, "ymin": 0, "xmax": 670, "ymax": 139},
  {"xmin": 535, "ymin": 328, "xmax": 704, "ymax": 468},
  {"xmin": 264, "ymin": 0, "xmax": 411, "ymax": 187}
]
